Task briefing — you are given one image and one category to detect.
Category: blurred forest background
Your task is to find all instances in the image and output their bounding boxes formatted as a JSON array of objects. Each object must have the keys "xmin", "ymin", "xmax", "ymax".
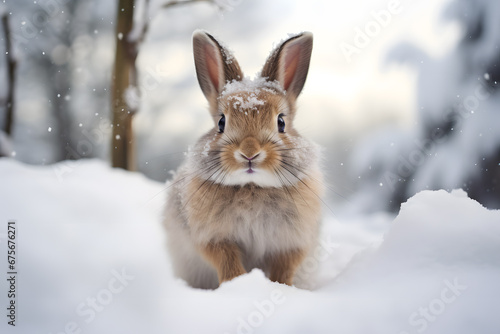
[{"xmin": 0, "ymin": 0, "xmax": 498, "ymax": 213}]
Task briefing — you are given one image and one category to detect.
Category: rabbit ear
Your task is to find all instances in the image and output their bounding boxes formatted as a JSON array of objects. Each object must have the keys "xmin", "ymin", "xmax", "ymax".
[
  {"xmin": 261, "ymin": 32, "xmax": 313, "ymax": 100},
  {"xmin": 193, "ymin": 30, "xmax": 243, "ymax": 104}
]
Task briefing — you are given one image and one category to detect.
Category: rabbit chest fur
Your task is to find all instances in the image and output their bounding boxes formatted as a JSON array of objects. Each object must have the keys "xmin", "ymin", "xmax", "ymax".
[
  {"xmin": 171, "ymin": 164, "xmax": 322, "ymax": 252},
  {"xmin": 165, "ymin": 167, "xmax": 323, "ymax": 289}
]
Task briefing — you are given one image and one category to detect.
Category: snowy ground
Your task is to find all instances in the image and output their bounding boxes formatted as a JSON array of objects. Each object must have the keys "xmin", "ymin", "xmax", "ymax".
[{"xmin": 0, "ymin": 158, "xmax": 499, "ymax": 334}]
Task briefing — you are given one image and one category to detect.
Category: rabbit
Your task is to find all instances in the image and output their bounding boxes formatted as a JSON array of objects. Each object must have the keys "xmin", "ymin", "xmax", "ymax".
[{"xmin": 163, "ymin": 30, "xmax": 324, "ymax": 289}]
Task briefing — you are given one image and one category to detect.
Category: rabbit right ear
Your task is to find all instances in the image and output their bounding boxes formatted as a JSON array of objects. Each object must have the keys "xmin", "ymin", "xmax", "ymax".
[
  {"xmin": 193, "ymin": 30, "xmax": 243, "ymax": 107},
  {"xmin": 261, "ymin": 32, "xmax": 313, "ymax": 102}
]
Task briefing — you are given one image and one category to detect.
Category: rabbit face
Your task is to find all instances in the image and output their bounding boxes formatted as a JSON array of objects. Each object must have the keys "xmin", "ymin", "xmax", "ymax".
[
  {"xmin": 190, "ymin": 30, "xmax": 317, "ymax": 188},
  {"xmin": 188, "ymin": 86, "xmax": 319, "ymax": 188},
  {"xmin": 217, "ymin": 89, "xmax": 289, "ymax": 187}
]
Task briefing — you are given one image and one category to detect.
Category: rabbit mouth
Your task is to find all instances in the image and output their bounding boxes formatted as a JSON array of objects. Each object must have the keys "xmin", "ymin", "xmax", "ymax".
[
  {"xmin": 246, "ymin": 162, "xmax": 255, "ymax": 174},
  {"xmin": 234, "ymin": 150, "xmax": 266, "ymax": 175}
]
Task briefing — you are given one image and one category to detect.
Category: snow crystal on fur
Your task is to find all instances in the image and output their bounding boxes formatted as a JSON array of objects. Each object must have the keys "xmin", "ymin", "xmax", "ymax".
[{"xmin": 221, "ymin": 77, "xmax": 284, "ymax": 112}]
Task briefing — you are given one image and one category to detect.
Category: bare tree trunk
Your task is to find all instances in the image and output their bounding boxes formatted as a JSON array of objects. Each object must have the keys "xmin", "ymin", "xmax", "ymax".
[
  {"xmin": 1, "ymin": 14, "xmax": 16, "ymax": 137},
  {"xmin": 110, "ymin": 0, "xmax": 217, "ymax": 170},
  {"xmin": 111, "ymin": 0, "xmax": 137, "ymax": 170}
]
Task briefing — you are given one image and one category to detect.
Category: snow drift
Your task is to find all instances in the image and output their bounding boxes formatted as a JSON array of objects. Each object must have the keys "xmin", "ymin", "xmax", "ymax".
[{"xmin": 0, "ymin": 158, "xmax": 499, "ymax": 334}]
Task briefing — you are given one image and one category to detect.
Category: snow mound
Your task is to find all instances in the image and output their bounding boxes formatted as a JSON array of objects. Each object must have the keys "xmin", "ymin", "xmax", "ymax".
[
  {"xmin": 0, "ymin": 159, "xmax": 499, "ymax": 334},
  {"xmin": 388, "ymin": 189, "xmax": 500, "ymax": 267}
]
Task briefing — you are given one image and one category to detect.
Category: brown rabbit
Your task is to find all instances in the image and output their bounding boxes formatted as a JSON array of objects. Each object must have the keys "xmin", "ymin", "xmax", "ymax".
[{"xmin": 163, "ymin": 30, "xmax": 323, "ymax": 289}]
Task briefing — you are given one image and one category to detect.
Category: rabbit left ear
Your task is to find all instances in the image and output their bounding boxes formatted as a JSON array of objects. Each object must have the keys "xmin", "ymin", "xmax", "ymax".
[
  {"xmin": 261, "ymin": 32, "xmax": 313, "ymax": 100},
  {"xmin": 193, "ymin": 30, "xmax": 243, "ymax": 109}
]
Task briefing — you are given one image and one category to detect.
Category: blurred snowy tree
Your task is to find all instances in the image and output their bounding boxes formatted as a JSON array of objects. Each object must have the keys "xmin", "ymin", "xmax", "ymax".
[
  {"xmin": 13, "ymin": 0, "xmax": 77, "ymax": 160},
  {"xmin": 352, "ymin": 0, "xmax": 500, "ymax": 212},
  {"xmin": 0, "ymin": 0, "xmax": 116, "ymax": 163},
  {"xmin": 1, "ymin": 14, "xmax": 15, "ymax": 137},
  {"xmin": 0, "ymin": 13, "xmax": 15, "ymax": 157}
]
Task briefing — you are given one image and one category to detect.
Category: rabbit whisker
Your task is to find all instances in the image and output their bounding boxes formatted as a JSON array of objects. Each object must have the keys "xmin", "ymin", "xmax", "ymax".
[
  {"xmin": 272, "ymin": 167, "xmax": 301, "ymax": 217},
  {"xmin": 277, "ymin": 159, "xmax": 336, "ymax": 216}
]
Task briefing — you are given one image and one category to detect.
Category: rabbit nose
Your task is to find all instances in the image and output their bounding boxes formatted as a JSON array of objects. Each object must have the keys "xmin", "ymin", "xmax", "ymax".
[
  {"xmin": 239, "ymin": 137, "xmax": 261, "ymax": 160},
  {"xmin": 240, "ymin": 153, "xmax": 260, "ymax": 161}
]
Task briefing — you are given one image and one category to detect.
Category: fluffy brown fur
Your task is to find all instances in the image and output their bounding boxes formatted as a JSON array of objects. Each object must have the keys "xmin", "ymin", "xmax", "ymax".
[{"xmin": 163, "ymin": 30, "xmax": 323, "ymax": 289}]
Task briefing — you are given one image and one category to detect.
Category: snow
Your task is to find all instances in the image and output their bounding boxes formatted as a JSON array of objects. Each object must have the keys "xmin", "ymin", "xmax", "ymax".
[
  {"xmin": 1, "ymin": 158, "xmax": 499, "ymax": 333},
  {"xmin": 227, "ymin": 94, "xmax": 264, "ymax": 111},
  {"xmin": 219, "ymin": 39, "xmax": 236, "ymax": 65},
  {"xmin": 205, "ymin": 29, "xmax": 237, "ymax": 65},
  {"xmin": 124, "ymin": 85, "xmax": 141, "ymax": 110},
  {"xmin": 222, "ymin": 77, "xmax": 284, "ymax": 97},
  {"xmin": 268, "ymin": 32, "xmax": 305, "ymax": 58},
  {"xmin": 202, "ymin": 133, "xmax": 217, "ymax": 157},
  {"xmin": 221, "ymin": 77, "xmax": 284, "ymax": 111}
]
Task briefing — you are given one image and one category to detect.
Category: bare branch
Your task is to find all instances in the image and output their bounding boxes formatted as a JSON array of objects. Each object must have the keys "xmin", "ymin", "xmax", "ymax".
[
  {"xmin": 133, "ymin": 0, "xmax": 216, "ymax": 47},
  {"xmin": 162, "ymin": 0, "xmax": 216, "ymax": 10}
]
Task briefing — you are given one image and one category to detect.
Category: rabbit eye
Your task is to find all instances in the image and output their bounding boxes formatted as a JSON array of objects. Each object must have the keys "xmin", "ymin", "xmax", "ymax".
[
  {"xmin": 218, "ymin": 114, "xmax": 225, "ymax": 133},
  {"xmin": 277, "ymin": 114, "xmax": 285, "ymax": 133}
]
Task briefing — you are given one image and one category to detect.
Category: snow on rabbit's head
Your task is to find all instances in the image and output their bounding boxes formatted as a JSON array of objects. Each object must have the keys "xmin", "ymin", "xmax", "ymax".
[{"xmin": 189, "ymin": 30, "xmax": 319, "ymax": 188}]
